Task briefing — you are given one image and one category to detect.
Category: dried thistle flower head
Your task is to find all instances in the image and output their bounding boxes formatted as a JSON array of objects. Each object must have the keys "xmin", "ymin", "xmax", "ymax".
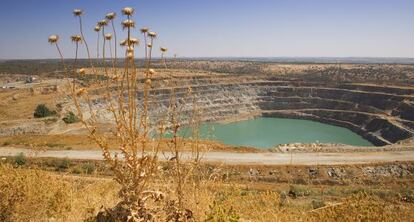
[
  {"xmin": 94, "ymin": 26, "xmax": 101, "ymax": 32},
  {"xmin": 127, "ymin": 52, "xmax": 134, "ymax": 59},
  {"xmin": 105, "ymin": 12, "xmax": 116, "ymax": 20},
  {"xmin": 129, "ymin": 38, "xmax": 139, "ymax": 46},
  {"xmin": 120, "ymin": 40, "xmax": 127, "ymax": 47},
  {"xmin": 71, "ymin": 35, "xmax": 82, "ymax": 43},
  {"xmin": 149, "ymin": 69, "xmax": 156, "ymax": 75},
  {"xmin": 145, "ymin": 79, "xmax": 152, "ymax": 85},
  {"xmin": 140, "ymin": 27, "xmax": 149, "ymax": 34},
  {"xmin": 98, "ymin": 19, "xmax": 108, "ymax": 27},
  {"xmin": 148, "ymin": 32, "xmax": 157, "ymax": 38},
  {"xmin": 73, "ymin": 9, "xmax": 83, "ymax": 16},
  {"xmin": 121, "ymin": 38, "xmax": 139, "ymax": 47},
  {"xmin": 121, "ymin": 19, "xmax": 135, "ymax": 30},
  {"xmin": 160, "ymin": 47, "xmax": 168, "ymax": 53},
  {"xmin": 147, "ymin": 43, "xmax": 152, "ymax": 48},
  {"xmin": 78, "ymin": 68, "xmax": 86, "ymax": 75},
  {"xmin": 48, "ymin": 35, "xmax": 59, "ymax": 44},
  {"xmin": 105, "ymin": 33, "xmax": 112, "ymax": 40},
  {"xmin": 122, "ymin": 7, "xmax": 134, "ymax": 16}
]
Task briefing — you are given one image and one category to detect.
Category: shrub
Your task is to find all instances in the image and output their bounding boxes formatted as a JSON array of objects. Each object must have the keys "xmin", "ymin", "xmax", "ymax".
[
  {"xmin": 288, "ymin": 185, "xmax": 311, "ymax": 198},
  {"xmin": 311, "ymin": 199, "xmax": 326, "ymax": 209},
  {"xmin": 400, "ymin": 187, "xmax": 414, "ymax": 203},
  {"xmin": 81, "ymin": 162, "xmax": 96, "ymax": 174},
  {"xmin": 2, "ymin": 141, "xmax": 11, "ymax": 146},
  {"xmin": 52, "ymin": 158, "xmax": 71, "ymax": 171},
  {"xmin": 13, "ymin": 152, "xmax": 26, "ymax": 166},
  {"xmin": 62, "ymin": 111, "xmax": 80, "ymax": 124},
  {"xmin": 45, "ymin": 143, "xmax": 64, "ymax": 148},
  {"xmin": 71, "ymin": 166, "xmax": 83, "ymax": 174},
  {"xmin": 204, "ymin": 200, "xmax": 240, "ymax": 222},
  {"xmin": 33, "ymin": 104, "xmax": 56, "ymax": 118}
]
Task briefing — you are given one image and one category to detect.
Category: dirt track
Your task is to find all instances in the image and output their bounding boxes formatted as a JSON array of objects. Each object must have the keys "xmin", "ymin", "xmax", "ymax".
[{"xmin": 1, "ymin": 147, "xmax": 414, "ymax": 165}]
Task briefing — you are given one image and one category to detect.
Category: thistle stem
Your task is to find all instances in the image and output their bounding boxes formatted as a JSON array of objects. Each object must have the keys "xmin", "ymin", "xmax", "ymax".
[
  {"xmin": 111, "ymin": 20, "xmax": 117, "ymax": 74},
  {"xmin": 97, "ymin": 32, "xmax": 100, "ymax": 59}
]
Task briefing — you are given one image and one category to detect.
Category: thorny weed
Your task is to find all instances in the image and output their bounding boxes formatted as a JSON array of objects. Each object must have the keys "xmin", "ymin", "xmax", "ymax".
[{"xmin": 49, "ymin": 6, "xmax": 203, "ymax": 222}]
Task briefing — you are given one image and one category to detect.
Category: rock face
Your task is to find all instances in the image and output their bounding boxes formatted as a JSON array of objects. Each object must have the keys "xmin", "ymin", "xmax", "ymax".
[
  {"xmin": 138, "ymin": 74, "xmax": 414, "ymax": 146},
  {"xmin": 86, "ymin": 74, "xmax": 414, "ymax": 147}
]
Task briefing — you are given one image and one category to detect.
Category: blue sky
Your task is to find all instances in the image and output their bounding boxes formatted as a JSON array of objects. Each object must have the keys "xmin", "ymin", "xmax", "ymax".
[{"xmin": 0, "ymin": 0, "xmax": 413, "ymax": 59}]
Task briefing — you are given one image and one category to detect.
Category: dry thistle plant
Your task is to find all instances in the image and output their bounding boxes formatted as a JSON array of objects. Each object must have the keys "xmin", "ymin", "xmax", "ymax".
[{"xmin": 49, "ymin": 6, "xmax": 203, "ymax": 221}]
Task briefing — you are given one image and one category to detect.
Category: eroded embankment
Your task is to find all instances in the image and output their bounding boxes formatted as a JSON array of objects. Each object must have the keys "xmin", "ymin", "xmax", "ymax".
[{"xmin": 125, "ymin": 74, "xmax": 414, "ymax": 146}]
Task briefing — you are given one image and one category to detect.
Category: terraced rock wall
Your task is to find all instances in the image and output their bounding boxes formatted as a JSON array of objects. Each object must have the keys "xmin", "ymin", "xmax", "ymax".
[
  {"xmin": 141, "ymin": 75, "xmax": 414, "ymax": 146},
  {"xmin": 86, "ymin": 74, "xmax": 414, "ymax": 146}
]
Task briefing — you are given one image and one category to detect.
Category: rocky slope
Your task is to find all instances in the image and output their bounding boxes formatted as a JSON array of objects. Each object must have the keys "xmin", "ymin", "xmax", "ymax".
[{"xmin": 130, "ymin": 74, "xmax": 414, "ymax": 146}]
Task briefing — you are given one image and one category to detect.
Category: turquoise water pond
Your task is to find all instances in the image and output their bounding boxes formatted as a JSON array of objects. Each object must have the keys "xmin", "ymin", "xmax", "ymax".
[{"xmin": 178, "ymin": 117, "xmax": 373, "ymax": 149}]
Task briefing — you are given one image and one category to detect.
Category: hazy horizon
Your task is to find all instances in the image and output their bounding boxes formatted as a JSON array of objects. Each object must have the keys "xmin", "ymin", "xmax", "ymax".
[{"xmin": 1, "ymin": 0, "xmax": 414, "ymax": 59}]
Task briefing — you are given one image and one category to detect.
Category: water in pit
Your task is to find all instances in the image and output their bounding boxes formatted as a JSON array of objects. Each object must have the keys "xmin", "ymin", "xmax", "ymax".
[{"xmin": 178, "ymin": 117, "xmax": 373, "ymax": 149}]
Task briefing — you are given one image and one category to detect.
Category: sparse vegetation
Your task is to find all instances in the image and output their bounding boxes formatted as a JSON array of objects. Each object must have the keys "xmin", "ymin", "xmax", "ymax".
[
  {"xmin": 0, "ymin": 164, "xmax": 71, "ymax": 222},
  {"xmin": 53, "ymin": 158, "xmax": 71, "ymax": 171},
  {"xmin": 13, "ymin": 152, "xmax": 26, "ymax": 166},
  {"xmin": 0, "ymin": 157, "xmax": 413, "ymax": 221},
  {"xmin": 311, "ymin": 199, "xmax": 326, "ymax": 209},
  {"xmin": 62, "ymin": 111, "xmax": 80, "ymax": 124},
  {"xmin": 2, "ymin": 141, "xmax": 10, "ymax": 146},
  {"xmin": 204, "ymin": 200, "xmax": 240, "ymax": 222},
  {"xmin": 33, "ymin": 104, "xmax": 56, "ymax": 118}
]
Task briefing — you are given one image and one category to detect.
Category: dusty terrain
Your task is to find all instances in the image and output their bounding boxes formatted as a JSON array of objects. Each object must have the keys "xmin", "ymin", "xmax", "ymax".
[
  {"xmin": 1, "ymin": 59, "xmax": 413, "ymax": 150},
  {"xmin": 1, "ymin": 59, "xmax": 414, "ymax": 221}
]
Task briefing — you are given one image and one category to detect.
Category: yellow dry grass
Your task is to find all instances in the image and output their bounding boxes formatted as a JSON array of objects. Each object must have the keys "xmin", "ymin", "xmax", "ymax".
[
  {"xmin": 1, "ymin": 164, "xmax": 413, "ymax": 221},
  {"xmin": 0, "ymin": 89, "xmax": 59, "ymax": 121},
  {"xmin": 0, "ymin": 134, "xmax": 260, "ymax": 153}
]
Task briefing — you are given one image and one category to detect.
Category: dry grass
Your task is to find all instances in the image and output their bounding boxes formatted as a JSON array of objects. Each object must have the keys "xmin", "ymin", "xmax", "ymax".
[
  {"xmin": 1, "ymin": 163, "xmax": 413, "ymax": 221},
  {"xmin": 0, "ymin": 89, "xmax": 59, "ymax": 121},
  {"xmin": 0, "ymin": 164, "xmax": 72, "ymax": 221},
  {"xmin": 0, "ymin": 163, "xmax": 119, "ymax": 222},
  {"xmin": 0, "ymin": 134, "xmax": 260, "ymax": 153}
]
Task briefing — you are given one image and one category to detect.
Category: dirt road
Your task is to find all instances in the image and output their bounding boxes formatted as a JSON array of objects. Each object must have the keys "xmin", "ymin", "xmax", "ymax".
[{"xmin": 1, "ymin": 147, "xmax": 414, "ymax": 165}]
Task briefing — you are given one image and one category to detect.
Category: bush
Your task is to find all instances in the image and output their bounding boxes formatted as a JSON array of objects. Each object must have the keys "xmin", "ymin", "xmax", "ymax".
[
  {"xmin": 62, "ymin": 111, "xmax": 80, "ymax": 124},
  {"xmin": 288, "ymin": 185, "xmax": 311, "ymax": 198},
  {"xmin": 400, "ymin": 187, "xmax": 414, "ymax": 203},
  {"xmin": 13, "ymin": 153, "xmax": 26, "ymax": 166},
  {"xmin": 52, "ymin": 158, "xmax": 71, "ymax": 171},
  {"xmin": 2, "ymin": 141, "xmax": 11, "ymax": 146},
  {"xmin": 71, "ymin": 166, "xmax": 82, "ymax": 174},
  {"xmin": 311, "ymin": 199, "xmax": 326, "ymax": 209},
  {"xmin": 33, "ymin": 104, "xmax": 56, "ymax": 118},
  {"xmin": 204, "ymin": 200, "xmax": 240, "ymax": 222},
  {"xmin": 81, "ymin": 162, "xmax": 96, "ymax": 174}
]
